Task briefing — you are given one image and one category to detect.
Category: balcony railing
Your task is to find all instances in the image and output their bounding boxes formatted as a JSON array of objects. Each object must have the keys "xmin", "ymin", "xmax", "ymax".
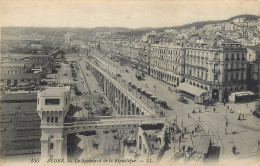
[
  {"xmin": 226, "ymin": 68, "xmax": 246, "ymax": 72},
  {"xmin": 212, "ymin": 69, "xmax": 221, "ymax": 74},
  {"xmin": 212, "ymin": 58, "xmax": 220, "ymax": 61}
]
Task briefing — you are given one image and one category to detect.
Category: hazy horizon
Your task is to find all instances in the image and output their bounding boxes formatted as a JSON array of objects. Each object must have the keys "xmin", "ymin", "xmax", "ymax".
[{"xmin": 1, "ymin": 0, "xmax": 260, "ymax": 28}]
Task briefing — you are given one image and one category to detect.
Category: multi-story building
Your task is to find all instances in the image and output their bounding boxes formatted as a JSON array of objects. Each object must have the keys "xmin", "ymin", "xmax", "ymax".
[
  {"xmin": 184, "ymin": 41, "xmax": 247, "ymax": 102},
  {"xmin": 0, "ymin": 62, "xmax": 29, "ymax": 74},
  {"xmin": 149, "ymin": 43, "xmax": 185, "ymax": 87},
  {"xmin": 247, "ymin": 45, "xmax": 260, "ymax": 93},
  {"xmin": 0, "ymin": 73, "xmax": 41, "ymax": 86}
]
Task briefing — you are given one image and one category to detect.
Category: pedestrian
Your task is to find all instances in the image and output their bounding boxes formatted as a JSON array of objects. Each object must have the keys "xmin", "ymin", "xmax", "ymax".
[
  {"xmin": 187, "ymin": 146, "xmax": 190, "ymax": 153},
  {"xmin": 213, "ymin": 108, "xmax": 216, "ymax": 112},
  {"xmin": 242, "ymin": 114, "xmax": 245, "ymax": 119},
  {"xmin": 232, "ymin": 145, "xmax": 236, "ymax": 154},
  {"xmin": 182, "ymin": 145, "xmax": 185, "ymax": 153},
  {"xmin": 188, "ymin": 113, "xmax": 190, "ymax": 118},
  {"xmin": 192, "ymin": 130, "xmax": 194, "ymax": 136},
  {"xmin": 195, "ymin": 127, "xmax": 197, "ymax": 132},
  {"xmin": 238, "ymin": 115, "xmax": 241, "ymax": 120},
  {"xmin": 198, "ymin": 116, "xmax": 200, "ymax": 122}
]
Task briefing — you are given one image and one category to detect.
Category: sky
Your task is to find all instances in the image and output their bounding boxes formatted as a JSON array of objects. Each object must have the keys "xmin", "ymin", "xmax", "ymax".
[{"xmin": 0, "ymin": 0, "xmax": 260, "ymax": 28}]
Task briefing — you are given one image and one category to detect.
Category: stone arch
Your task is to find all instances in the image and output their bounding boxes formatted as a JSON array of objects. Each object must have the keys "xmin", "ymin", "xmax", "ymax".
[
  {"xmin": 136, "ymin": 107, "xmax": 140, "ymax": 115},
  {"xmin": 132, "ymin": 103, "xmax": 136, "ymax": 115},
  {"xmin": 127, "ymin": 99, "xmax": 131, "ymax": 115},
  {"xmin": 124, "ymin": 96, "xmax": 127, "ymax": 115}
]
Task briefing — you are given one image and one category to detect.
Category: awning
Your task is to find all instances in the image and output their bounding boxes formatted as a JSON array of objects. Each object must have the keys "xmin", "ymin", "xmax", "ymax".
[
  {"xmin": 195, "ymin": 135, "xmax": 211, "ymax": 154},
  {"xmin": 177, "ymin": 83, "xmax": 207, "ymax": 97}
]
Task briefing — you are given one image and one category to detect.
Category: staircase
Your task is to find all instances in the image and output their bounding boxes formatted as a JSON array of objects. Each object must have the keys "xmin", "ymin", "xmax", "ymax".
[
  {"xmin": 143, "ymin": 132, "xmax": 153, "ymax": 154},
  {"xmin": 156, "ymin": 145, "xmax": 166, "ymax": 162}
]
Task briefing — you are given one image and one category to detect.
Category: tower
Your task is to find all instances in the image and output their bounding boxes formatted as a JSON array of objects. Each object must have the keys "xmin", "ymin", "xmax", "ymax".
[{"xmin": 37, "ymin": 86, "xmax": 71, "ymax": 162}]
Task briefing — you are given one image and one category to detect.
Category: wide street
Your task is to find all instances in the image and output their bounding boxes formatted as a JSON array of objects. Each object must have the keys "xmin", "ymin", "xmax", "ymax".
[{"xmin": 85, "ymin": 49, "xmax": 260, "ymax": 162}]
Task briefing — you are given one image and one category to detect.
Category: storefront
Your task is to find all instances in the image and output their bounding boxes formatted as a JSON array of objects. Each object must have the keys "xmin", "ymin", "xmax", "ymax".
[
  {"xmin": 176, "ymin": 83, "xmax": 208, "ymax": 104},
  {"xmin": 229, "ymin": 91, "xmax": 257, "ymax": 103}
]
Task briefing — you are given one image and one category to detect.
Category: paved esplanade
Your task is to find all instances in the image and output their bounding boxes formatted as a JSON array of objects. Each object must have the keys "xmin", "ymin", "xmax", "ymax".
[{"xmin": 87, "ymin": 49, "xmax": 260, "ymax": 162}]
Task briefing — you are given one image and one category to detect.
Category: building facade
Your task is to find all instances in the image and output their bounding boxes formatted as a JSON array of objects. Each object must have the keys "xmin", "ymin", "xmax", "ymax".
[
  {"xmin": 185, "ymin": 43, "xmax": 247, "ymax": 102},
  {"xmin": 247, "ymin": 46, "xmax": 260, "ymax": 93},
  {"xmin": 149, "ymin": 43, "xmax": 185, "ymax": 87}
]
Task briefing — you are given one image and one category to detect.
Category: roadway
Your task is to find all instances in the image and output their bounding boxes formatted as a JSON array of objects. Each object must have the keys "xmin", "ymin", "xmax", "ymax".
[{"xmin": 85, "ymin": 49, "xmax": 260, "ymax": 162}]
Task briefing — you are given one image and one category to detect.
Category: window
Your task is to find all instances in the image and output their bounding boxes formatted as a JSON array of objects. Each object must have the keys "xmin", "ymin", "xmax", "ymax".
[
  {"xmin": 225, "ymin": 74, "xmax": 228, "ymax": 82},
  {"xmin": 236, "ymin": 73, "xmax": 239, "ymax": 80},
  {"xmin": 66, "ymin": 98, "xmax": 67, "ymax": 104},
  {"xmin": 236, "ymin": 53, "xmax": 240, "ymax": 60},
  {"xmin": 225, "ymin": 54, "xmax": 229, "ymax": 60},
  {"xmin": 55, "ymin": 117, "xmax": 58, "ymax": 123},
  {"xmin": 51, "ymin": 117, "xmax": 54, "ymax": 123},
  {"xmin": 50, "ymin": 143, "xmax": 54, "ymax": 149},
  {"xmin": 47, "ymin": 117, "xmax": 50, "ymax": 122},
  {"xmin": 206, "ymin": 73, "xmax": 208, "ymax": 80},
  {"xmin": 214, "ymin": 74, "xmax": 218, "ymax": 81},
  {"xmin": 45, "ymin": 99, "xmax": 60, "ymax": 105},
  {"xmin": 21, "ymin": 79, "xmax": 24, "ymax": 82}
]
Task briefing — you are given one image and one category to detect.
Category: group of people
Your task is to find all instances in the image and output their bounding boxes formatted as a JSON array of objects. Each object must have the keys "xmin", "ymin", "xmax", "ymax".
[{"xmin": 158, "ymin": 110, "xmax": 166, "ymax": 117}]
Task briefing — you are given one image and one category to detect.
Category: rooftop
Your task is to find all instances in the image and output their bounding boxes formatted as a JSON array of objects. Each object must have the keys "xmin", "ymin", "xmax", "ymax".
[
  {"xmin": 0, "ymin": 92, "xmax": 37, "ymax": 101},
  {"xmin": 38, "ymin": 86, "xmax": 70, "ymax": 97},
  {"xmin": 1, "ymin": 73, "xmax": 41, "ymax": 79}
]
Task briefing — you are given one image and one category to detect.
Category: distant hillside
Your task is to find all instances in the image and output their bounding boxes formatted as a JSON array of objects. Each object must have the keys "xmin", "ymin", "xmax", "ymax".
[
  {"xmin": 115, "ymin": 14, "xmax": 260, "ymax": 37},
  {"xmin": 228, "ymin": 14, "xmax": 260, "ymax": 21}
]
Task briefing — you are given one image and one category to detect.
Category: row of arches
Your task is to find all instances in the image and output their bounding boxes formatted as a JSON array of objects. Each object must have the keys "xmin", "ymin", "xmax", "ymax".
[
  {"xmin": 103, "ymin": 78, "xmax": 146, "ymax": 116},
  {"xmin": 186, "ymin": 78, "xmax": 209, "ymax": 90},
  {"xmin": 150, "ymin": 68, "xmax": 180, "ymax": 86},
  {"xmin": 87, "ymin": 62, "xmax": 148, "ymax": 116}
]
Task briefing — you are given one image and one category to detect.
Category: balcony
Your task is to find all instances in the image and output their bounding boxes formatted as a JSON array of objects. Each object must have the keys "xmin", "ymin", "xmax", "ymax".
[
  {"xmin": 212, "ymin": 69, "xmax": 221, "ymax": 74},
  {"xmin": 212, "ymin": 58, "xmax": 220, "ymax": 62},
  {"xmin": 226, "ymin": 68, "xmax": 245, "ymax": 72}
]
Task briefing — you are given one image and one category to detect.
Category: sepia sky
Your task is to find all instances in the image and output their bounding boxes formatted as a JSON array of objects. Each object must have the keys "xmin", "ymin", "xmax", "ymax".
[{"xmin": 0, "ymin": 0, "xmax": 260, "ymax": 28}]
